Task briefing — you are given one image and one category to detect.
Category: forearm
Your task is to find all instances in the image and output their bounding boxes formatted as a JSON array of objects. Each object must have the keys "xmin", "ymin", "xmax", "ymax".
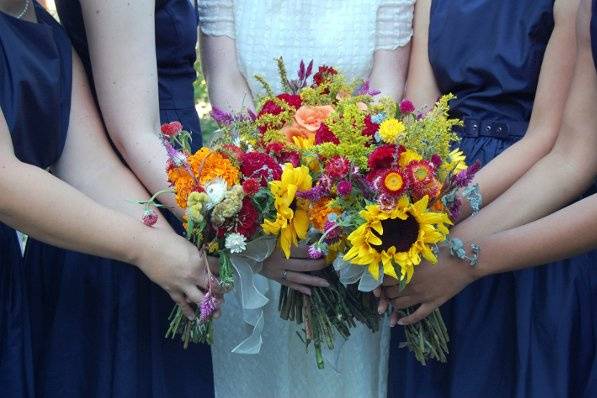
[
  {"xmin": 454, "ymin": 147, "xmax": 594, "ymax": 240},
  {"xmin": 0, "ymin": 161, "xmax": 161, "ymax": 266},
  {"xmin": 456, "ymin": 133, "xmax": 556, "ymax": 221},
  {"xmin": 368, "ymin": 47, "xmax": 410, "ymax": 102},
  {"xmin": 472, "ymin": 194, "xmax": 597, "ymax": 277},
  {"xmin": 200, "ymin": 34, "xmax": 254, "ymax": 112}
]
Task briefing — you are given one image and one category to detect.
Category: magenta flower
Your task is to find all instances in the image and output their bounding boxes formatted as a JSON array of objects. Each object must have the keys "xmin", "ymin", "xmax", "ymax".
[
  {"xmin": 199, "ymin": 292, "xmax": 218, "ymax": 322},
  {"xmin": 337, "ymin": 180, "xmax": 352, "ymax": 196},
  {"xmin": 399, "ymin": 99, "xmax": 416, "ymax": 114},
  {"xmin": 308, "ymin": 244, "xmax": 324, "ymax": 259}
]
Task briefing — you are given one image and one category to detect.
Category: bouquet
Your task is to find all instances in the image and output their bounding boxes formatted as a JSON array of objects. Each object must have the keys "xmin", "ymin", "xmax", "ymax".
[
  {"xmin": 141, "ymin": 121, "xmax": 277, "ymax": 347},
  {"xmin": 213, "ymin": 58, "xmax": 481, "ymax": 366}
]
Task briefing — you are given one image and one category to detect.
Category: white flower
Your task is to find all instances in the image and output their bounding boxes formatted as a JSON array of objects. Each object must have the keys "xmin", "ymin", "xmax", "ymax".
[
  {"xmin": 204, "ymin": 178, "xmax": 227, "ymax": 209},
  {"xmin": 225, "ymin": 233, "xmax": 247, "ymax": 254}
]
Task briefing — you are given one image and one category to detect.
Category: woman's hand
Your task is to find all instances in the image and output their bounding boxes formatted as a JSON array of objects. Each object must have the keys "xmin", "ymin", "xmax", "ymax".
[
  {"xmin": 135, "ymin": 230, "xmax": 219, "ymax": 320},
  {"xmin": 382, "ymin": 248, "xmax": 478, "ymax": 326},
  {"xmin": 260, "ymin": 248, "xmax": 330, "ymax": 295}
]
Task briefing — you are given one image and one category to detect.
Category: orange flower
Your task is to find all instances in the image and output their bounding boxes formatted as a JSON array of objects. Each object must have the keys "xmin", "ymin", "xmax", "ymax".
[
  {"xmin": 294, "ymin": 105, "xmax": 334, "ymax": 132},
  {"xmin": 188, "ymin": 148, "xmax": 240, "ymax": 187},
  {"xmin": 168, "ymin": 147, "xmax": 240, "ymax": 209},
  {"xmin": 309, "ymin": 198, "xmax": 339, "ymax": 231},
  {"xmin": 282, "ymin": 122, "xmax": 315, "ymax": 148},
  {"xmin": 167, "ymin": 167, "xmax": 197, "ymax": 208}
]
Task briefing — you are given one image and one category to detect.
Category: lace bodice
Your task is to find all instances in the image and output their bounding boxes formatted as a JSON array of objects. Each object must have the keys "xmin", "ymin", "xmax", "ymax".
[{"xmin": 200, "ymin": 0, "xmax": 414, "ymax": 98}]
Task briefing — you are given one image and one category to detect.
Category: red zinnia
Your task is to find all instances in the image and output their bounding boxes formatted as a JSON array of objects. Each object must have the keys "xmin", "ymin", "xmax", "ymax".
[
  {"xmin": 362, "ymin": 115, "xmax": 379, "ymax": 137},
  {"xmin": 405, "ymin": 160, "xmax": 436, "ymax": 188},
  {"xmin": 266, "ymin": 141, "xmax": 285, "ymax": 155},
  {"xmin": 257, "ymin": 94, "xmax": 302, "ymax": 133},
  {"xmin": 315, "ymin": 123, "xmax": 340, "ymax": 145},
  {"xmin": 242, "ymin": 178, "xmax": 261, "ymax": 196},
  {"xmin": 240, "ymin": 152, "xmax": 282, "ymax": 186},
  {"xmin": 236, "ymin": 198, "xmax": 259, "ymax": 238},
  {"xmin": 367, "ymin": 144, "xmax": 403, "ymax": 171},
  {"xmin": 399, "ymin": 99, "xmax": 416, "ymax": 114},
  {"xmin": 161, "ymin": 121, "xmax": 183, "ymax": 137},
  {"xmin": 313, "ymin": 66, "xmax": 338, "ymax": 86},
  {"xmin": 324, "ymin": 156, "xmax": 350, "ymax": 180},
  {"xmin": 279, "ymin": 150, "xmax": 301, "ymax": 167}
]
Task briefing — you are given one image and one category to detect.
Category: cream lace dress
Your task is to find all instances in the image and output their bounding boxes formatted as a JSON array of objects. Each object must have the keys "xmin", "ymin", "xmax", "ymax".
[{"xmin": 199, "ymin": 1, "xmax": 414, "ymax": 396}]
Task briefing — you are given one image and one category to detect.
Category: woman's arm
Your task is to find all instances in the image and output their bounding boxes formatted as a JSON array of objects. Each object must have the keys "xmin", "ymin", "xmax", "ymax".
[
  {"xmin": 77, "ymin": 0, "xmax": 184, "ymax": 219},
  {"xmin": 0, "ymin": 54, "xmax": 212, "ymax": 319},
  {"xmin": 456, "ymin": 0, "xmax": 581, "ymax": 220},
  {"xmin": 368, "ymin": 1, "xmax": 415, "ymax": 101},
  {"xmin": 403, "ymin": 0, "xmax": 440, "ymax": 109},
  {"xmin": 384, "ymin": 0, "xmax": 597, "ymax": 324},
  {"xmin": 200, "ymin": 33, "xmax": 254, "ymax": 113}
]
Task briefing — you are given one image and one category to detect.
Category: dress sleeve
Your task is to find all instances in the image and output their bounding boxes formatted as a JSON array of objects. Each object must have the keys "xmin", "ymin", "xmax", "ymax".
[
  {"xmin": 375, "ymin": 0, "xmax": 415, "ymax": 50},
  {"xmin": 198, "ymin": 0, "xmax": 235, "ymax": 39}
]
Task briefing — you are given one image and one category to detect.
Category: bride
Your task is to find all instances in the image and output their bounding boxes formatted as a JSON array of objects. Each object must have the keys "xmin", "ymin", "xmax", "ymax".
[{"xmin": 199, "ymin": 1, "xmax": 414, "ymax": 396}]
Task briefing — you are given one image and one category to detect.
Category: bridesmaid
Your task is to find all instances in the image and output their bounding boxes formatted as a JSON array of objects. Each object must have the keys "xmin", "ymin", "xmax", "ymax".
[
  {"xmin": 386, "ymin": 0, "xmax": 597, "ymax": 397},
  {"xmin": 27, "ymin": 0, "xmax": 215, "ymax": 396},
  {"xmin": 0, "ymin": 0, "xmax": 213, "ymax": 396},
  {"xmin": 386, "ymin": 0, "xmax": 595, "ymax": 397}
]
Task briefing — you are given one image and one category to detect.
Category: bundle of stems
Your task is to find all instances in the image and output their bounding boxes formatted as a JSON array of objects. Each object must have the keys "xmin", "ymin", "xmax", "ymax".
[
  {"xmin": 279, "ymin": 267, "xmax": 380, "ymax": 369},
  {"xmin": 398, "ymin": 308, "xmax": 449, "ymax": 365}
]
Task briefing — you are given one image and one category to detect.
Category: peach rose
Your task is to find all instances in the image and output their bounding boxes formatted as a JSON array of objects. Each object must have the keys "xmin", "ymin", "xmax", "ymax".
[
  {"xmin": 294, "ymin": 105, "xmax": 334, "ymax": 132},
  {"xmin": 282, "ymin": 123, "xmax": 315, "ymax": 148}
]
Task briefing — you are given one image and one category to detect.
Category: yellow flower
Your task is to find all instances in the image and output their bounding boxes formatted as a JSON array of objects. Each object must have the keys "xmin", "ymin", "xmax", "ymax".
[
  {"xmin": 379, "ymin": 118, "xmax": 406, "ymax": 144},
  {"xmin": 207, "ymin": 240, "xmax": 220, "ymax": 254},
  {"xmin": 383, "ymin": 171, "xmax": 406, "ymax": 193},
  {"xmin": 187, "ymin": 205, "xmax": 204, "ymax": 223},
  {"xmin": 445, "ymin": 149, "xmax": 467, "ymax": 173},
  {"xmin": 343, "ymin": 196, "xmax": 452, "ymax": 282},
  {"xmin": 399, "ymin": 149, "xmax": 423, "ymax": 168},
  {"xmin": 262, "ymin": 164, "xmax": 313, "ymax": 258},
  {"xmin": 187, "ymin": 191, "xmax": 208, "ymax": 208}
]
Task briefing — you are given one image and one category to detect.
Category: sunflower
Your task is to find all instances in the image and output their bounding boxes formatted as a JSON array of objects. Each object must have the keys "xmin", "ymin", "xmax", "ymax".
[
  {"xmin": 343, "ymin": 196, "xmax": 452, "ymax": 282},
  {"xmin": 262, "ymin": 164, "xmax": 313, "ymax": 258}
]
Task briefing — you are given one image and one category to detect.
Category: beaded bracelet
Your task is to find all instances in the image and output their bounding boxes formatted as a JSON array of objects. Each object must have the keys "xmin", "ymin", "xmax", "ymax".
[{"xmin": 446, "ymin": 237, "xmax": 480, "ymax": 267}]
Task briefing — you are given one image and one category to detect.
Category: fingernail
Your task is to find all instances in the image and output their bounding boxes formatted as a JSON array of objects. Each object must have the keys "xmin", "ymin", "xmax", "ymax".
[
  {"xmin": 321, "ymin": 281, "xmax": 330, "ymax": 287},
  {"xmin": 390, "ymin": 319, "xmax": 397, "ymax": 328},
  {"xmin": 397, "ymin": 319, "xmax": 405, "ymax": 326},
  {"xmin": 377, "ymin": 305, "xmax": 384, "ymax": 315}
]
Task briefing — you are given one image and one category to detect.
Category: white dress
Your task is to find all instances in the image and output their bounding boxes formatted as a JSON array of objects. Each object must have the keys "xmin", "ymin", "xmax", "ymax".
[{"xmin": 199, "ymin": 2, "xmax": 414, "ymax": 397}]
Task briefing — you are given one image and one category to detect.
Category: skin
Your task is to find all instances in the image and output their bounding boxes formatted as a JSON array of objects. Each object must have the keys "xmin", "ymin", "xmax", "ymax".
[
  {"xmin": 405, "ymin": 0, "xmax": 580, "ymax": 221},
  {"xmin": 382, "ymin": 0, "xmax": 597, "ymax": 326},
  {"xmin": 200, "ymin": 18, "xmax": 411, "ymax": 289},
  {"xmin": 0, "ymin": 0, "xmax": 215, "ymax": 319}
]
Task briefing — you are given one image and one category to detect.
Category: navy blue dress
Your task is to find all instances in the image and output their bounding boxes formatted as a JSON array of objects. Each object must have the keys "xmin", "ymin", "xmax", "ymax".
[
  {"xmin": 0, "ymin": 3, "xmax": 72, "ymax": 397},
  {"xmin": 24, "ymin": 1, "xmax": 214, "ymax": 397},
  {"xmin": 389, "ymin": 1, "xmax": 597, "ymax": 397}
]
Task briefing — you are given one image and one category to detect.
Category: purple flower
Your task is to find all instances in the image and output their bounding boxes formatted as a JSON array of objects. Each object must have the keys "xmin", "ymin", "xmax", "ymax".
[
  {"xmin": 162, "ymin": 139, "xmax": 187, "ymax": 167},
  {"xmin": 296, "ymin": 184, "xmax": 328, "ymax": 201},
  {"xmin": 399, "ymin": 99, "xmax": 416, "ymax": 114},
  {"xmin": 337, "ymin": 180, "xmax": 352, "ymax": 197},
  {"xmin": 323, "ymin": 221, "xmax": 341, "ymax": 244},
  {"xmin": 430, "ymin": 154, "xmax": 442, "ymax": 169},
  {"xmin": 454, "ymin": 160, "xmax": 481, "ymax": 188},
  {"xmin": 447, "ymin": 197, "xmax": 463, "ymax": 221},
  {"xmin": 199, "ymin": 292, "xmax": 218, "ymax": 322},
  {"xmin": 355, "ymin": 80, "xmax": 381, "ymax": 97},
  {"xmin": 308, "ymin": 244, "xmax": 324, "ymax": 259},
  {"xmin": 210, "ymin": 106, "xmax": 235, "ymax": 126}
]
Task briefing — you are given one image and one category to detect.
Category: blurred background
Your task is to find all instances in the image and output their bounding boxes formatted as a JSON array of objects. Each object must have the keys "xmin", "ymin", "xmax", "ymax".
[{"xmin": 42, "ymin": 0, "xmax": 218, "ymax": 139}]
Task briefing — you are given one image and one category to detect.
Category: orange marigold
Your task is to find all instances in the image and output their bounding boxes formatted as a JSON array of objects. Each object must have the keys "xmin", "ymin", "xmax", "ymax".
[
  {"xmin": 188, "ymin": 147, "xmax": 240, "ymax": 187},
  {"xmin": 167, "ymin": 167, "xmax": 197, "ymax": 208},
  {"xmin": 309, "ymin": 199, "xmax": 338, "ymax": 231}
]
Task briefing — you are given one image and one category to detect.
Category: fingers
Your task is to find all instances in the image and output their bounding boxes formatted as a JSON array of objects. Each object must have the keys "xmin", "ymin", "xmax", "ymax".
[
  {"xmin": 397, "ymin": 303, "xmax": 435, "ymax": 326},
  {"xmin": 389, "ymin": 308, "xmax": 400, "ymax": 327},
  {"xmin": 391, "ymin": 296, "xmax": 420, "ymax": 311},
  {"xmin": 284, "ymin": 281, "xmax": 312, "ymax": 295},
  {"xmin": 282, "ymin": 257, "xmax": 328, "ymax": 272},
  {"xmin": 170, "ymin": 292, "xmax": 196, "ymax": 320},
  {"xmin": 290, "ymin": 244, "xmax": 311, "ymax": 259},
  {"xmin": 183, "ymin": 285, "xmax": 205, "ymax": 305},
  {"xmin": 285, "ymin": 270, "xmax": 330, "ymax": 287},
  {"xmin": 383, "ymin": 285, "xmax": 403, "ymax": 300}
]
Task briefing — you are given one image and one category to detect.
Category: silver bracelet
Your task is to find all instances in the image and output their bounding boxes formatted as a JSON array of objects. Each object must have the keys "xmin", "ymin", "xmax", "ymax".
[{"xmin": 446, "ymin": 237, "xmax": 480, "ymax": 267}]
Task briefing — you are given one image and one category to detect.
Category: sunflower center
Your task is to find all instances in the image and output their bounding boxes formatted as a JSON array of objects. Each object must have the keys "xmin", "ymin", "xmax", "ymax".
[{"xmin": 373, "ymin": 214, "xmax": 420, "ymax": 253}]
